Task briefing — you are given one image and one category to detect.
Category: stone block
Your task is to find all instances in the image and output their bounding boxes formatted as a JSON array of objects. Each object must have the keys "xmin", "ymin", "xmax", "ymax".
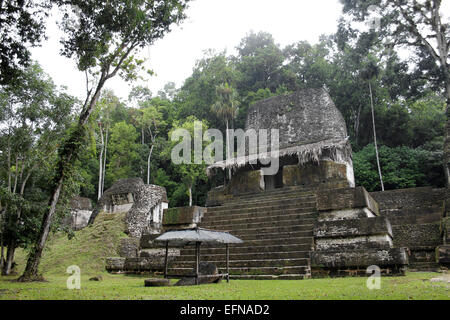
[
  {"xmin": 124, "ymin": 257, "xmax": 166, "ymax": 271},
  {"xmin": 437, "ymin": 245, "xmax": 450, "ymax": 266},
  {"xmin": 318, "ymin": 208, "xmax": 375, "ymax": 221},
  {"xmin": 391, "ymin": 223, "xmax": 442, "ymax": 248},
  {"xmin": 311, "ymin": 248, "xmax": 408, "ymax": 268},
  {"xmin": 441, "ymin": 217, "xmax": 450, "ymax": 242},
  {"xmin": 315, "ymin": 235, "xmax": 392, "ymax": 251},
  {"xmin": 225, "ymin": 170, "xmax": 263, "ymax": 196},
  {"xmin": 105, "ymin": 257, "xmax": 125, "ymax": 272},
  {"xmin": 162, "ymin": 206, "xmax": 206, "ymax": 230},
  {"xmin": 314, "ymin": 217, "xmax": 392, "ymax": 238},
  {"xmin": 206, "ymin": 186, "xmax": 233, "ymax": 207},
  {"xmin": 282, "ymin": 161, "xmax": 348, "ymax": 187},
  {"xmin": 317, "ymin": 186, "xmax": 379, "ymax": 215},
  {"xmin": 370, "ymin": 187, "xmax": 445, "ymax": 212},
  {"xmin": 118, "ymin": 238, "xmax": 140, "ymax": 258},
  {"xmin": 140, "ymin": 234, "xmax": 163, "ymax": 249},
  {"xmin": 144, "ymin": 278, "xmax": 171, "ymax": 287},
  {"xmin": 174, "ymin": 262, "xmax": 222, "ymax": 286}
]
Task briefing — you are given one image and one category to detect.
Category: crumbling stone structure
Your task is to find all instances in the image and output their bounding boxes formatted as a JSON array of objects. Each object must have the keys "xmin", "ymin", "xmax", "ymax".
[
  {"xmin": 89, "ymin": 178, "xmax": 168, "ymax": 238},
  {"xmin": 371, "ymin": 187, "xmax": 446, "ymax": 270},
  {"xmin": 69, "ymin": 196, "xmax": 93, "ymax": 230}
]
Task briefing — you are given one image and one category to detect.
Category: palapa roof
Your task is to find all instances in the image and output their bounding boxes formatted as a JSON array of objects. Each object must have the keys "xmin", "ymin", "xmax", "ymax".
[
  {"xmin": 207, "ymin": 88, "xmax": 351, "ymax": 175},
  {"xmin": 155, "ymin": 228, "xmax": 243, "ymax": 246}
]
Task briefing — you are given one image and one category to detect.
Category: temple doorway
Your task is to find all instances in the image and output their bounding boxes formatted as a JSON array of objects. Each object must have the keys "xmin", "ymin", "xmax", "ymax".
[{"xmin": 264, "ymin": 167, "xmax": 283, "ymax": 191}]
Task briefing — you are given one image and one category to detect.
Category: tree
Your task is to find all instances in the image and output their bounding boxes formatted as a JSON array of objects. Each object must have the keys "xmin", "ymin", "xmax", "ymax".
[
  {"xmin": 106, "ymin": 121, "xmax": 140, "ymax": 183},
  {"xmin": 20, "ymin": 0, "xmax": 192, "ymax": 280},
  {"xmin": 235, "ymin": 31, "xmax": 286, "ymax": 94},
  {"xmin": 211, "ymin": 83, "xmax": 239, "ymax": 180},
  {"xmin": 176, "ymin": 50, "xmax": 238, "ymax": 129},
  {"xmin": 168, "ymin": 117, "xmax": 208, "ymax": 206},
  {"xmin": 91, "ymin": 90, "xmax": 118, "ymax": 199},
  {"xmin": 0, "ymin": 0, "xmax": 52, "ymax": 84},
  {"xmin": 340, "ymin": 0, "xmax": 450, "ymax": 187},
  {"xmin": 0, "ymin": 62, "xmax": 76, "ymax": 274}
]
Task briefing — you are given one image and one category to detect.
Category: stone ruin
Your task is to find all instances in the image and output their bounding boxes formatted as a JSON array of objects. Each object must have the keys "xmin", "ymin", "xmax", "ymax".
[
  {"xmin": 88, "ymin": 177, "xmax": 168, "ymax": 237},
  {"xmin": 69, "ymin": 196, "xmax": 93, "ymax": 230},
  {"xmin": 105, "ymin": 89, "xmax": 449, "ymax": 278}
]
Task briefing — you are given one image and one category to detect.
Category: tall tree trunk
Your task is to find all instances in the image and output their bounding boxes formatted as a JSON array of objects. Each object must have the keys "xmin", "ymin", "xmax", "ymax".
[
  {"xmin": 0, "ymin": 233, "xmax": 4, "ymax": 272},
  {"xmin": 354, "ymin": 103, "xmax": 362, "ymax": 147},
  {"xmin": 19, "ymin": 76, "xmax": 106, "ymax": 281},
  {"xmin": 225, "ymin": 119, "xmax": 231, "ymax": 181},
  {"xmin": 102, "ymin": 126, "xmax": 108, "ymax": 195},
  {"xmin": 3, "ymin": 242, "xmax": 15, "ymax": 275},
  {"xmin": 0, "ymin": 210, "xmax": 5, "ymax": 273},
  {"xmin": 98, "ymin": 126, "xmax": 104, "ymax": 200},
  {"xmin": 444, "ymin": 83, "xmax": 450, "ymax": 216},
  {"xmin": 188, "ymin": 186, "xmax": 192, "ymax": 207},
  {"xmin": 147, "ymin": 144, "xmax": 154, "ymax": 185},
  {"xmin": 369, "ymin": 82, "xmax": 384, "ymax": 191}
]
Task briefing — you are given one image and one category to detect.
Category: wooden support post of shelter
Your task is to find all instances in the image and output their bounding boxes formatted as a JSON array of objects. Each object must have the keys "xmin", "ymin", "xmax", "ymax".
[{"xmin": 226, "ymin": 244, "xmax": 230, "ymax": 283}]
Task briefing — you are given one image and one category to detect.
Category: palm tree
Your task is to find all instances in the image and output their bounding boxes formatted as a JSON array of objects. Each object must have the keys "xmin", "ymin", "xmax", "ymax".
[{"xmin": 212, "ymin": 83, "xmax": 239, "ymax": 180}]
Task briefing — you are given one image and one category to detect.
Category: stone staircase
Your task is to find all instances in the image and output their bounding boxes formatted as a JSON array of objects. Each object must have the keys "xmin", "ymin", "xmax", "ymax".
[{"xmin": 168, "ymin": 186, "xmax": 318, "ymax": 279}]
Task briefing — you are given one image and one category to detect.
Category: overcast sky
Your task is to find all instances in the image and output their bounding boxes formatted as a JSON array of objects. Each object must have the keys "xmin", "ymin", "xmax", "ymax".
[{"xmin": 30, "ymin": 0, "xmax": 345, "ymax": 101}]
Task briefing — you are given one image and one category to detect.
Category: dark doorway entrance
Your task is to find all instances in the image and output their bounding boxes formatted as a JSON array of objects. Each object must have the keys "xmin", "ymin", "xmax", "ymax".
[{"xmin": 264, "ymin": 167, "xmax": 283, "ymax": 191}]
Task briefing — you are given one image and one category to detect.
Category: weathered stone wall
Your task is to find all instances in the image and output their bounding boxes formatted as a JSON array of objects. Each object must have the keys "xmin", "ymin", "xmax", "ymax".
[
  {"xmin": 223, "ymin": 170, "xmax": 264, "ymax": 196},
  {"xmin": 90, "ymin": 178, "xmax": 168, "ymax": 238},
  {"xmin": 245, "ymin": 89, "xmax": 348, "ymax": 151},
  {"xmin": 370, "ymin": 187, "xmax": 445, "ymax": 270},
  {"xmin": 311, "ymin": 187, "xmax": 408, "ymax": 276},
  {"xmin": 162, "ymin": 206, "xmax": 207, "ymax": 230},
  {"xmin": 282, "ymin": 161, "xmax": 349, "ymax": 188},
  {"xmin": 118, "ymin": 238, "xmax": 140, "ymax": 258},
  {"xmin": 69, "ymin": 197, "xmax": 93, "ymax": 230},
  {"xmin": 125, "ymin": 184, "xmax": 168, "ymax": 237},
  {"xmin": 317, "ymin": 187, "xmax": 379, "ymax": 215}
]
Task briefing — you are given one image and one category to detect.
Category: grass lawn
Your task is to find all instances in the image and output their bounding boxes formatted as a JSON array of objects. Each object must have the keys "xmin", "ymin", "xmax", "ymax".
[
  {"xmin": 2, "ymin": 213, "xmax": 448, "ymax": 300},
  {"xmin": 0, "ymin": 272, "xmax": 448, "ymax": 300}
]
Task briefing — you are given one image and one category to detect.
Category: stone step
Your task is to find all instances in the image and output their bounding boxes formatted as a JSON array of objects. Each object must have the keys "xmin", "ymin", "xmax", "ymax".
[
  {"xmin": 229, "ymin": 274, "xmax": 308, "ymax": 280},
  {"xmin": 223, "ymin": 194, "xmax": 316, "ymax": 207},
  {"xmin": 176, "ymin": 251, "xmax": 310, "ymax": 262},
  {"xmin": 202, "ymin": 213, "xmax": 317, "ymax": 227},
  {"xmin": 167, "ymin": 266, "xmax": 309, "ymax": 277},
  {"xmin": 202, "ymin": 211, "xmax": 317, "ymax": 226},
  {"xmin": 408, "ymin": 262, "xmax": 442, "ymax": 272},
  {"xmin": 201, "ymin": 217, "xmax": 314, "ymax": 231},
  {"xmin": 215, "ymin": 223, "xmax": 314, "ymax": 236},
  {"xmin": 204, "ymin": 206, "xmax": 317, "ymax": 221},
  {"xmin": 181, "ymin": 243, "xmax": 313, "ymax": 256},
  {"xmin": 221, "ymin": 226, "xmax": 314, "ymax": 239},
  {"xmin": 207, "ymin": 199, "xmax": 317, "ymax": 214},
  {"xmin": 170, "ymin": 258, "xmax": 310, "ymax": 269},
  {"xmin": 225, "ymin": 186, "xmax": 316, "ymax": 200},
  {"xmin": 221, "ymin": 237, "xmax": 314, "ymax": 248}
]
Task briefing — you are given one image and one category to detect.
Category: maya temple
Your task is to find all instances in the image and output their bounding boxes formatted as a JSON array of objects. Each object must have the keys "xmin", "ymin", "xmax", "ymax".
[{"xmin": 76, "ymin": 88, "xmax": 449, "ymax": 279}]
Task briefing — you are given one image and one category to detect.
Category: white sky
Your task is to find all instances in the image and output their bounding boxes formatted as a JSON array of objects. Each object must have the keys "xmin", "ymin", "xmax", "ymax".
[{"xmin": 30, "ymin": 0, "xmax": 344, "ymax": 101}]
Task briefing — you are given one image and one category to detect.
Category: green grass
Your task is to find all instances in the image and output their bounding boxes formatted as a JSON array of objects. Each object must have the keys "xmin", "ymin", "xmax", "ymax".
[
  {"xmin": 3, "ymin": 212, "xmax": 448, "ymax": 300},
  {"xmin": 0, "ymin": 272, "xmax": 448, "ymax": 300},
  {"xmin": 14, "ymin": 212, "xmax": 128, "ymax": 276}
]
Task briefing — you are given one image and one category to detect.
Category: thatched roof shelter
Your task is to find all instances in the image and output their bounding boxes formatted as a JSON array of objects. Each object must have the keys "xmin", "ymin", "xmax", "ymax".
[{"xmin": 155, "ymin": 228, "xmax": 243, "ymax": 284}]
